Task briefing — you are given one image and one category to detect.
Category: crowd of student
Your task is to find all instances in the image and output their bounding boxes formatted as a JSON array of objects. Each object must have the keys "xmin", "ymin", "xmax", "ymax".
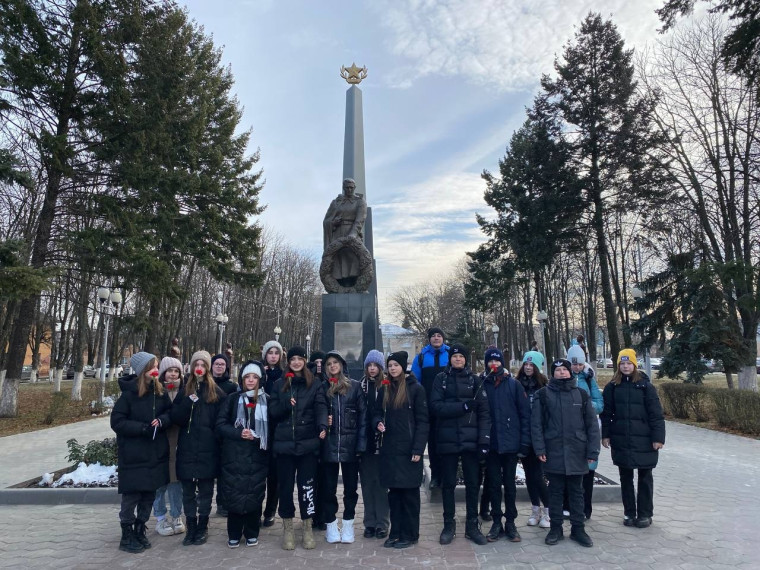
[{"xmin": 111, "ymin": 329, "xmax": 665, "ymax": 554}]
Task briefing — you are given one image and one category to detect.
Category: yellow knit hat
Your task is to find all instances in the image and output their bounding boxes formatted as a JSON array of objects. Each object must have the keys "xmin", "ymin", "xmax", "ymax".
[{"xmin": 617, "ymin": 349, "xmax": 638, "ymax": 368}]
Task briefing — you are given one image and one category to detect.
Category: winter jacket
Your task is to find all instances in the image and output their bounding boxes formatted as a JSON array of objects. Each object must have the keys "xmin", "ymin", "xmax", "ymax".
[
  {"xmin": 517, "ymin": 373, "xmax": 545, "ymax": 407},
  {"xmin": 268, "ymin": 374, "xmax": 328, "ymax": 456},
  {"xmin": 111, "ymin": 375, "xmax": 172, "ymax": 494},
  {"xmin": 170, "ymin": 381, "xmax": 226, "ymax": 480},
  {"xmin": 411, "ymin": 343, "xmax": 450, "ymax": 401},
  {"xmin": 159, "ymin": 372, "xmax": 183, "ymax": 482},
  {"xmin": 322, "ymin": 379, "xmax": 367, "ymax": 463},
  {"xmin": 482, "ymin": 369, "xmax": 531, "ymax": 455},
  {"xmin": 372, "ymin": 375, "xmax": 429, "ymax": 488},
  {"xmin": 429, "ymin": 366, "xmax": 491, "ymax": 454},
  {"xmin": 531, "ymin": 377, "xmax": 600, "ymax": 476},
  {"xmin": 361, "ymin": 373, "xmax": 383, "ymax": 454},
  {"xmin": 263, "ymin": 366, "xmax": 282, "ymax": 396},
  {"xmin": 573, "ymin": 366, "xmax": 604, "ymax": 415},
  {"xmin": 600, "ymin": 372, "xmax": 665, "ymax": 469},
  {"xmin": 215, "ymin": 374, "xmax": 239, "ymax": 397},
  {"xmin": 215, "ymin": 392, "xmax": 269, "ymax": 515}
]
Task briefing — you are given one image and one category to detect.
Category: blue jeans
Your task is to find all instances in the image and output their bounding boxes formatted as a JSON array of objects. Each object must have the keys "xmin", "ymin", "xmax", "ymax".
[{"xmin": 153, "ymin": 481, "xmax": 183, "ymax": 518}]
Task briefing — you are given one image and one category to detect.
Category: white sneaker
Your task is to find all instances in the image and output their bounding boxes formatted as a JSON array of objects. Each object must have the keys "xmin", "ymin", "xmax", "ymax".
[
  {"xmin": 173, "ymin": 516, "xmax": 185, "ymax": 535},
  {"xmin": 155, "ymin": 517, "xmax": 175, "ymax": 536},
  {"xmin": 539, "ymin": 508, "xmax": 551, "ymax": 529},
  {"xmin": 340, "ymin": 519, "xmax": 355, "ymax": 544},
  {"xmin": 325, "ymin": 520, "xmax": 341, "ymax": 543},
  {"xmin": 527, "ymin": 506, "xmax": 541, "ymax": 526},
  {"xmin": 563, "ymin": 510, "xmax": 570, "ymax": 517}
]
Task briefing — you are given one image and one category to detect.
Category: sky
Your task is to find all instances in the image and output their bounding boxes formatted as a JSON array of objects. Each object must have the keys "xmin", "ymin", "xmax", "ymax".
[{"xmin": 179, "ymin": 0, "xmax": 686, "ymax": 324}]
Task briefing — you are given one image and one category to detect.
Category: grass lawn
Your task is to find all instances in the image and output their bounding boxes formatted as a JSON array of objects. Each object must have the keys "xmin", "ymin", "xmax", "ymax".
[{"xmin": 0, "ymin": 379, "xmax": 113, "ymax": 438}]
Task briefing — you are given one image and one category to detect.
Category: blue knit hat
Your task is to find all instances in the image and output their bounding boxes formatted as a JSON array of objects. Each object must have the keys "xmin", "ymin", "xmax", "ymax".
[
  {"xmin": 484, "ymin": 347, "xmax": 505, "ymax": 367},
  {"xmin": 522, "ymin": 350, "xmax": 545, "ymax": 370},
  {"xmin": 131, "ymin": 351, "xmax": 156, "ymax": 378},
  {"xmin": 364, "ymin": 349, "xmax": 385, "ymax": 371}
]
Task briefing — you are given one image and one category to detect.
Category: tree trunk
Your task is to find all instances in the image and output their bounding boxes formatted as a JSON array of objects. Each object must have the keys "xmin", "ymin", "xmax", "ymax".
[
  {"xmin": 71, "ymin": 371, "xmax": 83, "ymax": 401},
  {"xmin": 737, "ymin": 366, "xmax": 758, "ymax": 391},
  {"xmin": 143, "ymin": 298, "xmax": 161, "ymax": 355},
  {"xmin": 592, "ymin": 194, "xmax": 621, "ymax": 365},
  {"xmin": 724, "ymin": 371, "xmax": 734, "ymax": 390}
]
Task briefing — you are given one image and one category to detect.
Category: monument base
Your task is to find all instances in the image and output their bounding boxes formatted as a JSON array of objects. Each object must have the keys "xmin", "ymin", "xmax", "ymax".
[{"xmin": 321, "ymin": 293, "xmax": 382, "ymax": 380}]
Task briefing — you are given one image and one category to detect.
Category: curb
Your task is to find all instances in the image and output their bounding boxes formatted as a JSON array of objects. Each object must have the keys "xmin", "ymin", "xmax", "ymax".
[{"xmin": 0, "ymin": 487, "xmax": 120, "ymax": 505}]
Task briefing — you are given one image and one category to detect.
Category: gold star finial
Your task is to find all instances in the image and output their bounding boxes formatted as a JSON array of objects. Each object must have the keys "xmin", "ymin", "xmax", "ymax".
[{"xmin": 340, "ymin": 62, "xmax": 368, "ymax": 85}]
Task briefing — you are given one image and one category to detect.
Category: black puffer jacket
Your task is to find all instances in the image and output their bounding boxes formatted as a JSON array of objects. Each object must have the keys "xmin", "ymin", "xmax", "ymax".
[
  {"xmin": 429, "ymin": 366, "xmax": 491, "ymax": 454},
  {"xmin": 361, "ymin": 373, "xmax": 383, "ymax": 454},
  {"xmin": 531, "ymin": 377, "xmax": 600, "ymax": 475},
  {"xmin": 215, "ymin": 374, "xmax": 239, "ymax": 397},
  {"xmin": 323, "ymin": 379, "xmax": 367, "ymax": 463},
  {"xmin": 111, "ymin": 375, "xmax": 172, "ymax": 494},
  {"xmin": 600, "ymin": 372, "xmax": 665, "ymax": 469},
  {"xmin": 215, "ymin": 391, "xmax": 269, "ymax": 515},
  {"xmin": 263, "ymin": 366, "xmax": 282, "ymax": 396},
  {"xmin": 269, "ymin": 373, "xmax": 328, "ymax": 456},
  {"xmin": 372, "ymin": 375, "xmax": 429, "ymax": 489},
  {"xmin": 171, "ymin": 381, "xmax": 226, "ymax": 480}
]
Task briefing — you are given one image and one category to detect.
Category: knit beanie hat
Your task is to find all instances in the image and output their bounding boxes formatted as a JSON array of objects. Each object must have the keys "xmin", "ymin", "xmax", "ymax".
[
  {"xmin": 484, "ymin": 347, "xmax": 505, "ymax": 367},
  {"xmin": 287, "ymin": 345, "xmax": 307, "ymax": 360},
  {"xmin": 448, "ymin": 344, "xmax": 469, "ymax": 366},
  {"xmin": 211, "ymin": 353, "xmax": 229, "ymax": 372},
  {"xmin": 551, "ymin": 359, "xmax": 572, "ymax": 377},
  {"xmin": 325, "ymin": 350, "xmax": 347, "ymax": 370},
  {"xmin": 617, "ymin": 349, "xmax": 638, "ymax": 368},
  {"xmin": 567, "ymin": 345, "xmax": 586, "ymax": 365},
  {"xmin": 190, "ymin": 350, "xmax": 212, "ymax": 370},
  {"xmin": 310, "ymin": 350, "xmax": 326, "ymax": 363},
  {"xmin": 159, "ymin": 356, "xmax": 183, "ymax": 378},
  {"xmin": 522, "ymin": 350, "xmax": 545, "ymax": 370},
  {"xmin": 364, "ymin": 349, "xmax": 385, "ymax": 371},
  {"xmin": 240, "ymin": 362, "xmax": 263, "ymax": 380},
  {"xmin": 261, "ymin": 340, "xmax": 283, "ymax": 360},
  {"xmin": 131, "ymin": 352, "xmax": 156, "ymax": 378},
  {"xmin": 427, "ymin": 327, "xmax": 445, "ymax": 340},
  {"xmin": 387, "ymin": 351, "xmax": 409, "ymax": 372}
]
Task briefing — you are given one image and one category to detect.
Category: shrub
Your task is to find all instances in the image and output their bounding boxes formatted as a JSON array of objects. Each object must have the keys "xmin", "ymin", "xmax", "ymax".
[
  {"xmin": 43, "ymin": 392, "xmax": 69, "ymax": 425},
  {"xmin": 710, "ymin": 389, "xmax": 760, "ymax": 435},
  {"xmin": 659, "ymin": 383, "xmax": 711, "ymax": 421},
  {"xmin": 66, "ymin": 437, "xmax": 118, "ymax": 466}
]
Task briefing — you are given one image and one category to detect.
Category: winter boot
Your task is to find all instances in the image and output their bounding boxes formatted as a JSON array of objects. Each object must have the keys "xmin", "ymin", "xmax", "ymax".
[
  {"xmin": 544, "ymin": 526, "xmax": 564, "ymax": 545},
  {"xmin": 133, "ymin": 520, "xmax": 152, "ymax": 549},
  {"xmin": 340, "ymin": 519, "xmax": 355, "ymax": 544},
  {"xmin": 504, "ymin": 520, "xmax": 521, "ymax": 542},
  {"xmin": 538, "ymin": 507, "xmax": 551, "ymax": 528},
  {"xmin": 635, "ymin": 517, "xmax": 652, "ymax": 528},
  {"xmin": 183, "ymin": 517, "xmax": 197, "ymax": 546},
  {"xmin": 303, "ymin": 518, "xmax": 316, "ymax": 550},
  {"xmin": 527, "ymin": 505, "xmax": 541, "ymax": 526},
  {"xmin": 193, "ymin": 516, "xmax": 209, "ymax": 545},
  {"xmin": 118, "ymin": 523, "xmax": 144, "ymax": 554},
  {"xmin": 464, "ymin": 517, "xmax": 488, "ymax": 546},
  {"xmin": 325, "ymin": 520, "xmax": 341, "ymax": 544},
  {"xmin": 570, "ymin": 525, "xmax": 593, "ymax": 547},
  {"xmin": 486, "ymin": 520, "xmax": 503, "ymax": 542},
  {"xmin": 439, "ymin": 520, "xmax": 456, "ymax": 545},
  {"xmin": 282, "ymin": 519, "xmax": 295, "ymax": 550}
]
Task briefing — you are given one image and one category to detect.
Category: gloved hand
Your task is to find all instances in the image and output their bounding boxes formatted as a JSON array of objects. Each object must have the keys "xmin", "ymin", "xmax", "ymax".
[
  {"xmin": 517, "ymin": 444, "xmax": 531, "ymax": 458},
  {"xmin": 462, "ymin": 399, "xmax": 476, "ymax": 412}
]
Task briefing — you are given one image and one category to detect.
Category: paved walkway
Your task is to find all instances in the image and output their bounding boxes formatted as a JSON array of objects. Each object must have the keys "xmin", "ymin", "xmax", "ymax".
[{"xmin": 0, "ymin": 420, "xmax": 758, "ymax": 568}]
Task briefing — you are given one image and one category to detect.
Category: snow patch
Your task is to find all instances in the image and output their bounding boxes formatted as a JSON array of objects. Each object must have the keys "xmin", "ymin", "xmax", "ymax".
[
  {"xmin": 38, "ymin": 472, "xmax": 54, "ymax": 487},
  {"xmin": 51, "ymin": 462, "xmax": 118, "ymax": 488}
]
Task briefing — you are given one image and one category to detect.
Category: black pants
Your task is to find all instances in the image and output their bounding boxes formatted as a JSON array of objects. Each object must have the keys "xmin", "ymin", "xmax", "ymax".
[
  {"xmin": 563, "ymin": 470, "xmax": 595, "ymax": 517},
  {"xmin": 119, "ymin": 491, "xmax": 154, "ymax": 524},
  {"xmin": 227, "ymin": 511, "xmax": 260, "ymax": 540},
  {"xmin": 277, "ymin": 453, "xmax": 318, "ymax": 520},
  {"xmin": 619, "ymin": 467, "xmax": 654, "ymax": 519},
  {"xmin": 215, "ymin": 477, "xmax": 225, "ymax": 511},
  {"xmin": 521, "ymin": 452, "xmax": 549, "ymax": 507},
  {"xmin": 263, "ymin": 451, "xmax": 279, "ymax": 518},
  {"xmin": 323, "ymin": 461, "xmax": 360, "ymax": 522},
  {"xmin": 440, "ymin": 451, "xmax": 480, "ymax": 522},
  {"xmin": 181, "ymin": 478, "xmax": 215, "ymax": 519},
  {"xmin": 388, "ymin": 488, "xmax": 420, "ymax": 542},
  {"xmin": 487, "ymin": 452, "xmax": 518, "ymax": 522},
  {"xmin": 313, "ymin": 459, "xmax": 328, "ymax": 525},
  {"xmin": 479, "ymin": 462, "xmax": 492, "ymax": 514},
  {"xmin": 428, "ymin": 417, "xmax": 440, "ymax": 481},
  {"xmin": 546, "ymin": 472, "xmax": 584, "ymax": 528}
]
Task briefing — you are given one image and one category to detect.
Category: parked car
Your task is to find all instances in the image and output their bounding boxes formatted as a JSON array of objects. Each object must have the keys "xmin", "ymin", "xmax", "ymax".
[
  {"xmin": 649, "ymin": 357, "xmax": 662, "ymax": 370},
  {"xmin": 21, "ymin": 365, "xmax": 32, "ymax": 380},
  {"xmin": 94, "ymin": 364, "xmax": 123, "ymax": 379},
  {"xmin": 596, "ymin": 358, "xmax": 613, "ymax": 369},
  {"xmin": 66, "ymin": 365, "xmax": 98, "ymax": 379}
]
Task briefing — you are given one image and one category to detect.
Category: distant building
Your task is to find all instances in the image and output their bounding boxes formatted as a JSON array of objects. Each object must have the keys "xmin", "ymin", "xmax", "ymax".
[{"xmin": 380, "ymin": 324, "xmax": 423, "ymax": 359}]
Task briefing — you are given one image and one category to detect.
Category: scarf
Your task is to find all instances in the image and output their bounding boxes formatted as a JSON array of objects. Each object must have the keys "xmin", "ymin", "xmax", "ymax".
[{"xmin": 234, "ymin": 389, "xmax": 268, "ymax": 450}]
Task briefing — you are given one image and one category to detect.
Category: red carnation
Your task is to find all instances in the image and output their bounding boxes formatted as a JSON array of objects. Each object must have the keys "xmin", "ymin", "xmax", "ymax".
[
  {"xmin": 381, "ymin": 379, "xmax": 391, "ymax": 386},
  {"xmin": 329, "ymin": 377, "xmax": 338, "ymax": 384},
  {"xmin": 285, "ymin": 372, "xmax": 295, "ymax": 379},
  {"xmin": 166, "ymin": 383, "xmax": 176, "ymax": 390},
  {"xmin": 245, "ymin": 402, "xmax": 255, "ymax": 409},
  {"xmin": 149, "ymin": 370, "xmax": 159, "ymax": 378},
  {"xmin": 490, "ymin": 364, "xmax": 499, "ymax": 372}
]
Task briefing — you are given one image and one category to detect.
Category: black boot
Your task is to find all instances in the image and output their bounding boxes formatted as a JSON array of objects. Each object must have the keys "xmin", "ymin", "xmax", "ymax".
[
  {"xmin": 193, "ymin": 516, "xmax": 209, "ymax": 545},
  {"xmin": 119, "ymin": 523, "xmax": 144, "ymax": 554},
  {"xmin": 439, "ymin": 520, "xmax": 456, "ymax": 545},
  {"xmin": 464, "ymin": 517, "xmax": 488, "ymax": 545},
  {"xmin": 486, "ymin": 520, "xmax": 503, "ymax": 542},
  {"xmin": 635, "ymin": 517, "xmax": 652, "ymax": 528},
  {"xmin": 133, "ymin": 520, "xmax": 151, "ymax": 549},
  {"xmin": 570, "ymin": 525, "xmax": 593, "ymax": 547},
  {"xmin": 545, "ymin": 526, "xmax": 564, "ymax": 545},
  {"xmin": 183, "ymin": 517, "xmax": 197, "ymax": 546},
  {"xmin": 504, "ymin": 520, "xmax": 521, "ymax": 542}
]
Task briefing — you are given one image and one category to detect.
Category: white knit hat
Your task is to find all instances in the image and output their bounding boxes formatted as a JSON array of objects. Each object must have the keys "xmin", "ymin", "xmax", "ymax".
[{"xmin": 261, "ymin": 340, "xmax": 283, "ymax": 360}]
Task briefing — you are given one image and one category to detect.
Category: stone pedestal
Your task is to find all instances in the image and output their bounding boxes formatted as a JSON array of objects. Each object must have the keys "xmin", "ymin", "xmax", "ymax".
[{"xmin": 322, "ymin": 293, "xmax": 382, "ymax": 380}]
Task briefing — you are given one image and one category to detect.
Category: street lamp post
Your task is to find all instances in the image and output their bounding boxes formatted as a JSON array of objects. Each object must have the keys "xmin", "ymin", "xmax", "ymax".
[
  {"xmin": 305, "ymin": 335, "xmax": 311, "ymax": 360},
  {"xmin": 97, "ymin": 287, "xmax": 122, "ymax": 406},
  {"xmin": 215, "ymin": 313, "xmax": 229, "ymax": 354},
  {"xmin": 491, "ymin": 324, "xmax": 499, "ymax": 347},
  {"xmin": 537, "ymin": 310, "xmax": 548, "ymax": 373},
  {"xmin": 52, "ymin": 321, "xmax": 62, "ymax": 387},
  {"xmin": 631, "ymin": 287, "xmax": 652, "ymax": 379},
  {"xmin": 274, "ymin": 325, "xmax": 282, "ymax": 343}
]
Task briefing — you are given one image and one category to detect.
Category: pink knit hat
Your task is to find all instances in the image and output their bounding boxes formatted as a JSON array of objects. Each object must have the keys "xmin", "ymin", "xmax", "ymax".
[{"xmin": 159, "ymin": 356, "xmax": 183, "ymax": 377}]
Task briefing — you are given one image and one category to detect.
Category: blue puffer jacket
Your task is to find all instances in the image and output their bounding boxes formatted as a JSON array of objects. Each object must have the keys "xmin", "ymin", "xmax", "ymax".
[
  {"xmin": 411, "ymin": 343, "xmax": 450, "ymax": 399},
  {"xmin": 482, "ymin": 369, "xmax": 531, "ymax": 455},
  {"xmin": 573, "ymin": 366, "xmax": 604, "ymax": 415}
]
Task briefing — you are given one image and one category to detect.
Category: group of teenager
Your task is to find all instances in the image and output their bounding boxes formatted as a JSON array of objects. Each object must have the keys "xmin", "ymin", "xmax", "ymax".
[{"xmin": 111, "ymin": 327, "xmax": 666, "ymax": 554}]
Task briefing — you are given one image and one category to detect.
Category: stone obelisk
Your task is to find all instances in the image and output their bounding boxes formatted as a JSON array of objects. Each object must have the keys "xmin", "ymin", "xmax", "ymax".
[{"xmin": 320, "ymin": 63, "xmax": 383, "ymax": 376}]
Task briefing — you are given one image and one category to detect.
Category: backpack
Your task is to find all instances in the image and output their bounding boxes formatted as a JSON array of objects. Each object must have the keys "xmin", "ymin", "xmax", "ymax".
[{"xmin": 537, "ymin": 386, "xmax": 588, "ymax": 429}]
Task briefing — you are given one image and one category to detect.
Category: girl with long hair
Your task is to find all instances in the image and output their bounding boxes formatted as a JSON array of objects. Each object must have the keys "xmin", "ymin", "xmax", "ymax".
[{"xmin": 260, "ymin": 340, "xmax": 284, "ymax": 527}]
